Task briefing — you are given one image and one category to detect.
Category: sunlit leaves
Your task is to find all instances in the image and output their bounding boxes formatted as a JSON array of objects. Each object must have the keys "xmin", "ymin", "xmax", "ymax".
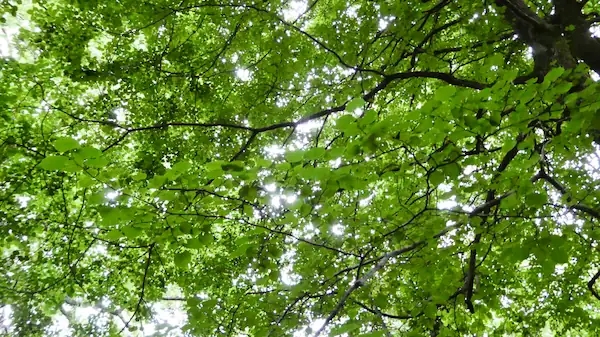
[
  {"xmin": 335, "ymin": 115, "xmax": 358, "ymax": 133},
  {"xmin": 52, "ymin": 137, "xmax": 80, "ymax": 152},
  {"xmin": 285, "ymin": 150, "xmax": 304, "ymax": 163},
  {"xmin": 75, "ymin": 146, "xmax": 103, "ymax": 160},
  {"xmin": 39, "ymin": 155, "xmax": 69, "ymax": 170},
  {"xmin": 185, "ymin": 237, "xmax": 205, "ymax": 250},
  {"xmin": 305, "ymin": 147, "xmax": 326, "ymax": 160},
  {"xmin": 346, "ymin": 97, "xmax": 366, "ymax": 112},
  {"xmin": 86, "ymin": 156, "xmax": 109, "ymax": 168},
  {"xmin": 106, "ymin": 229, "xmax": 124, "ymax": 241},
  {"xmin": 3, "ymin": 1, "xmax": 600, "ymax": 336},
  {"xmin": 544, "ymin": 67, "xmax": 565, "ymax": 84},
  {"xmin": 299, "ymin": 166, "xmax": 330, "ymax": 181},
  {"xmin": 148, "ymin": 175, "xmax": 167, "ymax": 188}
]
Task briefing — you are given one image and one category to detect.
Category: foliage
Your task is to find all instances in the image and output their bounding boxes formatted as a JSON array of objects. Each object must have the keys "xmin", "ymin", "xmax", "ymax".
[{"xmin": 1, "ymin": 0, "xmax": 600, "ymax": 336}]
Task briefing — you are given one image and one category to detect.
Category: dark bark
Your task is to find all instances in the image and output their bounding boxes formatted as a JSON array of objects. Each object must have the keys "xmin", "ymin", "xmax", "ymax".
[
  {"xmin": 553, "ymin": 0, "xmax": 600, "ymax": 73},
  {"xmin": 496, "ymin": 0, "xmax": 600, "ymax": 143},
  {"xmin": 496, "ymin": 0, "xmax": 600, "ymax": 76}
]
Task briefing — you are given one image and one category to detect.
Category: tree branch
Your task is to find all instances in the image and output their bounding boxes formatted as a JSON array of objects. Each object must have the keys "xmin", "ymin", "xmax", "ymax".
[
  {"xmin": 353, "ymin": 300, "xmax": 413, "ymax": 320},
  {"xmin": 588, "ymin": 269, "xmax": 600, "ymax": 301},
  {"xmin": 537, "ymin": 169, "xmax": 600, "ymax": 220},
  {"xmin": 120, "ymin": 243, "xmax": 155, "ymax": 334},
  {"xmin": 312, "ymin": 223, "xmax": 461, "ymax": 337}
]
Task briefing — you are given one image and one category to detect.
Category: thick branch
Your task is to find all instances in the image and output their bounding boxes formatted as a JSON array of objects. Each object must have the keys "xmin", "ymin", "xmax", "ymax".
[
  {"xmin": 58, "ymin": 69, "xmax": 485, "ymax": 153},
  {"xmin": 553, "ymin": 0, "xmax": 600, "ymax": 73}
]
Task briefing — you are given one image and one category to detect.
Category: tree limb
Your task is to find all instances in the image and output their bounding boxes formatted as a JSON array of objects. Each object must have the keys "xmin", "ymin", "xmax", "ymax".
[{"xmin": 588, "ymin": 269, "xmax": 600, "ymax": 301}]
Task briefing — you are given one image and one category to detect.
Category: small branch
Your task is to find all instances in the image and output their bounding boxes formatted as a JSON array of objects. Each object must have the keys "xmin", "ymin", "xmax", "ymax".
[
  {"xmin": 496, "ymin": 0, "xmax": 552, "ymax": 31},
  {"xmin": 231, "ymin": 131, "xmax": 258, "ymax": 161},
  {"xmin": 268, "ymin": 293, "xmax": 308, "ymax": 336},
  {"xmin": 424, "ymin": 0, "xmax": 452, "ymax": 14},
  {"xmin": 200, "ymin": 22, "xmax": 241, "ymax": 77},
  {"xmin": 588, "ymin": 269, "xmax": 600, "ymax": 301},
  {"xmin": 240, "ymin": 219, "xmax": 360, "ymax": 257},
  {"xmin": 537, "ymin": 170, "xmax": 600, "ymax": 220},
  {"xmin": 468, "ymin": 191, "xmax": 515, "ymax": 216},
  {"xmin": 372, "ymin": 305, "xmax": 392, "ymax": 337},
  {"xmin": 163, "ymin": 187, "xmax": 262, "ymax": 209},
  {"xmin": 365, "ymin": 72, "xmax": 486, "ymax": 103},
  {"xmin": 120, "ymin": 243, "xmax": 155, "ymax": 334},
  {"xmin": 463, "ymin": 234, "xmax": 480, "ymax": 313},
  {"xmin": 411, "ymin": 18, "xmax": 462, "ymax": 67},
  {"xmin": 353, "ymin": 300, "xmax": 413, "ymax": 319},
  {"xmin": 312, "ymin": 223, "xmax": 461, "ymax": 337}
]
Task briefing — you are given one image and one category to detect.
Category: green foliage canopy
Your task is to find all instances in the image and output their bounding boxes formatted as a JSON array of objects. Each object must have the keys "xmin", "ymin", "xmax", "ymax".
[{"xmin": 2, "ymin": 0, "xmax": 600, "ymax": 336}]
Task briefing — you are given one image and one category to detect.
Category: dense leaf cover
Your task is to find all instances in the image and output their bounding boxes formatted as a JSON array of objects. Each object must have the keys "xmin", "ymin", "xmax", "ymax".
[{"xmin": 2, "ymin": 0, "xmax": 600, "ymax": 336}]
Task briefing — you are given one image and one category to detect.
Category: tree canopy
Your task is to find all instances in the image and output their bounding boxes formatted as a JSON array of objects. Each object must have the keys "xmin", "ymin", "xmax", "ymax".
[{"xmin": 2, "ymin": 0, "xmax": 600, "ymax": 336}]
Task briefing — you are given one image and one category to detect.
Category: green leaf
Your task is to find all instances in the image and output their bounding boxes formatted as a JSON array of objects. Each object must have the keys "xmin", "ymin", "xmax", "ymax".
[
  {"xmin": 53, "ymin": 137, "xmax": 80, "ymax": 152},
  {"xmin": 39, "ymin": 156, "xmax": 69, "ymax": 171},
  {"xmin": 174, "ymin": 251, "xmax": 192, "ymax": 269},
  {"xmin": 305, "ymin": 147, "xmax": 326, "ymax": 160},
  {"xmin": 550, "ymin": 247, "xmax": 569, "ymax": 264},
  {"xmin": 507, "ymin": 245, "xmax": 530, "ymax": 263},
  {"xmin": 76, "ymin": 146, "xmax": 103, "ymax": 159},
  {"xmin": 198, "ymin": 231, "xmax": 214, "ymax": 245},
  {"xmin": 132, "ymin": 172, "xmax": 147, "ymax": 181},
  {"xmin": 185, "ymin": 237, "xmax": 205, "ymax": 250},
  {"xmin": 552, "ymin": 82, "xmax": 573, "ymax": 95},
  {"xmin": 78, "ymin": 175, "xmax": 95, "ymax": 188},
  {"xmin": 222, "ymin": 162, "xmax": 244, "ymax": 172},
  {"xmin": 239, "ymin": 185, "xmax": 257, "ymax": 199},
  {"xmin": 525, "ymin": 192, "xmax": 547, "ymax": 208},
  {"xmin": 346, "ymin": 97, "xmax": 366, "ymax": 111},
  {"xmin": 205, "ymin": 161, "xmax": 224, "ymax": 172},
  {"xmin": 330, "ymin": 322, "xmax": 361, "ymax": 336},
  {"xmin": 88, "ymin": 191, "xmax": 106, "ymax": 204},
  {"xmin": 230, "ymin": 243, "xmax": 252, "ymax": 259},
  {"xmin": 172, "ymin": 161, "xmax": 192, "ymax": 172},
  {"xmin": 299, "ymin": 167, "xmax": 330, "ymax": 180},
  {"xmin": 429, "ymin": 171, "xmax": 445, "ymax": 186},
  {"xmin": 359, "ymin": 109, "xmax": 377, "ymax": 127},
  {"xmin": 121, "ymin": 226, "xmax": 143, "ymax": 239},
  {"xmin": 148, "ymin": 175, "xmax": 167, "ymax": 188},
  {"xmin": 105, "ymin": 229, "xmax": 123, "ymax": 241},
  {"xmin": 442, "ymin": 163, "xmax": 461, "ymax": 180},
  {"xmin": 86, "ymin": 156, "xmax": 109, "ymax": 168},
  {"xmin": 285, "ymin": 150, "xmax": 304, "ymax": 163},
  {"xmin": 423, "ymin": 302, "xmax": 438, "ymax": 318},
  {"xmin": 501, "ymin": 193, "xmax": 519, "ymax": 209},
  {"xmin": 544, "ymin": 67, "xmax": 565, "ymax": 83},
  {"xmin": 5, "ymin": 4, "xmax": 600, "ymax": 335},
  {"xmin": 434, "ymin": 86, "xmax": 456, "ymax": 101},
  {"xmin": 335, "ymin": 115, "xmax": 356, "ymax": 132}
]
